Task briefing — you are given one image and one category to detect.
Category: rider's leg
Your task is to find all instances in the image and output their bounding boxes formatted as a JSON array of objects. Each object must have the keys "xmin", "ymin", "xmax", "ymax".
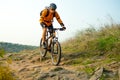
[
  {"xmin": 42, "ymin": 27, "xmax": 47, "ymax": 43},
  {"xmin": 42, "ymin": 28, "xmax": 47, "ymax": 48}
]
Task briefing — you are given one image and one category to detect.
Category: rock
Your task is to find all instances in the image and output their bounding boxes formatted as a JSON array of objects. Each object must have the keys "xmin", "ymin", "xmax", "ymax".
[
  {"xmin": 18, "ymin": 67, "xmax": 29, "ymax": 73},
  {"xmin": 37, "ymin": 67, "xmax": 89, "ymax": 80},
  {"xmin": 37, "ymin": 73, "xmax": 49, "ymax": 80},
  {"xmin": 50, "ymin": 67, "xmax": 64, "ymax": 72},
  {"xmin": 76, "ymin": 72, "xmax": 88, "ymax": 80},
  {"xmin": 89, "ymin": 67, "xmax": 103, "ymax": 80}
]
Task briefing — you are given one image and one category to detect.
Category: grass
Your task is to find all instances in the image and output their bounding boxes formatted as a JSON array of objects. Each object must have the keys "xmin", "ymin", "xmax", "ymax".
[
  {"xmin": 62, "ymin": 23, "xmax": 120, "ymax": 79},
  {"xmin": 0, "ymin": 49, "xmax": 16, "ymax": 80},
  {"xmin": 62, "ymin": 23, "xmax": 120, "ymax": 60},
  {"xmin": 0, "ymin": 65, "xmax": 16, "ymax": 80},
  {"xmin": 0, "ymin": 48, "xmax": 5, "ymax": 57}
]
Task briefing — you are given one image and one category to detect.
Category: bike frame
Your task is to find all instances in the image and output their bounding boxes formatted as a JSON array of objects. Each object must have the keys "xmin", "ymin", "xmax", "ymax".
[
  {"xmin": 40, "ymin": 28, "xmax": 64, "ymax": 65},
  {"xmin": 45, "ymin": 28, "xmax": 62, "ymax": 46}
]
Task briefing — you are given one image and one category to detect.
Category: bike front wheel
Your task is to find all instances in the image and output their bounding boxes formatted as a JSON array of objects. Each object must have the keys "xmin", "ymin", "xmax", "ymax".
[
  {"xmin": 39, "ymin": 39, "xmax": 47, "ymax": 57},
  {"xmin": 51, "ymin": 41, "xmax": 61, "ymax": 66}
]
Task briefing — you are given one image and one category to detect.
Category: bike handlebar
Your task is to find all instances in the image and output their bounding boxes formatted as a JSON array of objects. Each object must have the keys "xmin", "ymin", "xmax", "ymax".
[{"xmin": 53, "ymin": 28, "xmax": 66, "ymax": 31}]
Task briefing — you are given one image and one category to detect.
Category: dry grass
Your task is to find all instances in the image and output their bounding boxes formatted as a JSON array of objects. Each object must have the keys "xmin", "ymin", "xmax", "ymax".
[
  {"xmin": 62, "ymin": 23, "xmax": 120, "ymax": 68},
  {"xmin": 0, "ymin": 48, "xmax": 16, "ymax": 80},
  {"xmin": 62, "ymin": 23, "xmax": 120, "ymax": 55},
  {"xmin": 0, "ymin": 64, "xmax": 16, "ymax": 80},
  {"xmin": 61, "ymin": 23, "xmax": 120, "ymax": 79}
]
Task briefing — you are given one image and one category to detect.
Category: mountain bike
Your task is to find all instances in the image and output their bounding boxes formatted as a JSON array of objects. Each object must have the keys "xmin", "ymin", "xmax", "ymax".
[{"xmin": 40, "ymin": 27, "xmax": 65, "ymax": 66}]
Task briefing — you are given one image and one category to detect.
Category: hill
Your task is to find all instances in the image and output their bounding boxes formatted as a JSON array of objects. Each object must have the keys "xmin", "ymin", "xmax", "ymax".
[
  {"xmin": 0, "ymin": 42, "xmax": 37, "ymax": 53},
  {"xmin": 0, "ymin": 23, "xmax": 120, "ymax": 80}
]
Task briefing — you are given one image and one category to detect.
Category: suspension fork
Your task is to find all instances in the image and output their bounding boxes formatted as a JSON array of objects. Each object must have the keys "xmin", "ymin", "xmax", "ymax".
[{"xmin": 48, "ymin": 32, "xmax": 56, "ymax": 48}]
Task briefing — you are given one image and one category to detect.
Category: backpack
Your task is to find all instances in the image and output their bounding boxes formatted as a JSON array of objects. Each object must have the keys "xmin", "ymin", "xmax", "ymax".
[{"xmin": 40, "ymin": 9, "xmax": 56, "ymax": 17}]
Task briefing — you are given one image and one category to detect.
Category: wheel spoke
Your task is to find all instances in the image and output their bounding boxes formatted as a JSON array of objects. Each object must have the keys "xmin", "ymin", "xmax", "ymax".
[{"xmin": 51, "ymin": 41, "xmax": 61, "ymax": 66}]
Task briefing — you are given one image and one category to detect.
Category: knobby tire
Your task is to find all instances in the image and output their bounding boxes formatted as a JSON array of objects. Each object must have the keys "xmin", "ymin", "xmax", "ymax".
[
  {"xmin": 40, "ymin": 39, "xmax": 47, "ymax": 57},
  {"xmin": 51, "ymin": 41, "xmax": 61, "ymax": 66}
]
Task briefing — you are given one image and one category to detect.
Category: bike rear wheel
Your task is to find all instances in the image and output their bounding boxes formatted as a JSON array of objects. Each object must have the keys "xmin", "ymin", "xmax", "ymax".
[
  {"xmin": 51, "ymin": 41, "xmax": 61, "ymax": 66},
  {"xmin": 40, "ymin": 39, "xmax": 47, "ymax": 57}
]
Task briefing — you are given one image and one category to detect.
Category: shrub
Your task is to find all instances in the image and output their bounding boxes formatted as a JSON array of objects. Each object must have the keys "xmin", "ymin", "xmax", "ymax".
[
  {"xmin": 0, "ymin": 65, "xmax": 15, "ymax": 80},
  {"xmin": 0, "ymin": 48, "xmax": 5, "ymax": 57}
]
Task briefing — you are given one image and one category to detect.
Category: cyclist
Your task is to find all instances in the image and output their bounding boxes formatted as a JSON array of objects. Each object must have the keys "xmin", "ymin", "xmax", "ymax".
[{"xmin": 39, "ymin": 3, "xmax": 66, "ymax": 49}]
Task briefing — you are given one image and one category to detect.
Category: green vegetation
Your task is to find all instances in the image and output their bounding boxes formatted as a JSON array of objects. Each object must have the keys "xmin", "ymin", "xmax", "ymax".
[
  {"xmin": 0, "ymin": 42, "xmax": 37, "ymax": 53},
  {"xmin": 0, "ymin": 63, "xmax": 16, "ymax": 80},
  {"xmin": 62, "ymin": 23, "xmax": 120, "ymax": 79},
  {"xmin": 0, "ymin": 48, "xmax": 5, "ymax": 57},
  {"xmin": 62, "ymin": 23, "xmax": 120, "ymax": 57},
  {"xmin": 0, "ymin": 48, "xmax": 16, "ymax": 80}
]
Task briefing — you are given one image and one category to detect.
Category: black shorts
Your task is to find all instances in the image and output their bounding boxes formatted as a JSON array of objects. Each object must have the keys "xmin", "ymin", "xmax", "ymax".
[
  {"xmin": 40, "ymin": 24, "xmax": 53, "ymax": 33},
  {"xmin": 47, "ymin": 25, "xmax": 53, "ymax": 33}
]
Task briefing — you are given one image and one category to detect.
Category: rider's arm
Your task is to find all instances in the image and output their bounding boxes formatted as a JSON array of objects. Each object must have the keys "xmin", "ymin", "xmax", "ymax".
[{"xmin": 54, "ymin": 11, "xmax": 64, "ymax": 27}]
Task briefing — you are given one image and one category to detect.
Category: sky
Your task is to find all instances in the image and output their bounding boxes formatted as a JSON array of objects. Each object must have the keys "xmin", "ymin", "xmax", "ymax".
[{"xmin": 0, "ymin": 0, "xmax": 120, "ymax": 46}]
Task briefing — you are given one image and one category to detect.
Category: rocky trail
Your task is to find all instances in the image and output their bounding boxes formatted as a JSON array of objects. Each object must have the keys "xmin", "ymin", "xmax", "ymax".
[
  {"xmin": 7, "ymin": 50, "xmax": 88, "ymax": 80},
  {"xmin": 1, "ymin": 49, "xmax": 120, "ymax": 80}
]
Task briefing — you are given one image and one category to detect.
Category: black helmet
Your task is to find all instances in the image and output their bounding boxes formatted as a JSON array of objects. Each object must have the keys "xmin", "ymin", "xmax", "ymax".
[{"xmin": 50, "ymin": 3, "xmax": 57, "ymax": 10}]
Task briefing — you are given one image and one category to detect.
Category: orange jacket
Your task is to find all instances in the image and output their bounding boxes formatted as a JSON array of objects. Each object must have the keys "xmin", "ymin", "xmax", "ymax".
[{"xmin": 39, "ymin": 9, "xmax": 63, "ymax": 26}]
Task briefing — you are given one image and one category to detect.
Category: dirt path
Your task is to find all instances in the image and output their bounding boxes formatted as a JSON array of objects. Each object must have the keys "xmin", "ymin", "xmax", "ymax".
[
  {"xmin": 7, "ymin": 51, "xmax": 88, "ymax": 80},
  {"xmin": 4, "ymin": 50, "xmax": 120, "ymax": 80}
]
